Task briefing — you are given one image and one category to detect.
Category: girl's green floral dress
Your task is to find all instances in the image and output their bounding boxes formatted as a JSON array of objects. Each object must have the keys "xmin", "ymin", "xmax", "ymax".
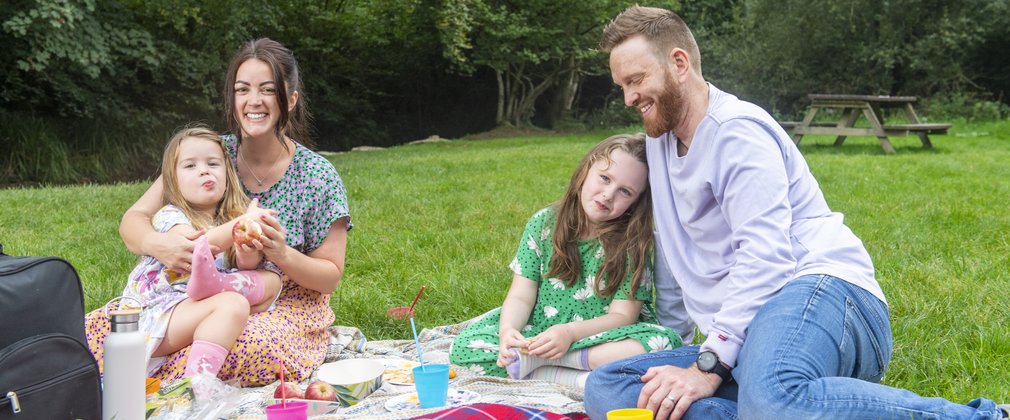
[{"xmin": 450, "ymin": 207, "xmax": 682, "ymax": 377}]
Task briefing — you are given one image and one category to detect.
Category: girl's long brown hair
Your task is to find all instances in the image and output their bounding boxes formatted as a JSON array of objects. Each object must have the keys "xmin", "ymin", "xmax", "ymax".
[
  {"xmin": 161, "ymin": 125, "xmax": 249, "ymax": 231},
  {"xmin": 547, "ymin": 133, "xmax": 653, "ymax": 298}
]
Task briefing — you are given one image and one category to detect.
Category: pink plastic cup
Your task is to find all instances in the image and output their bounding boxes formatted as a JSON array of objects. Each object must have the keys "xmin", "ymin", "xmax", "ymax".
[{"xmin": 265, "ymin": 401, "xmax": 308, "ymax": 420}]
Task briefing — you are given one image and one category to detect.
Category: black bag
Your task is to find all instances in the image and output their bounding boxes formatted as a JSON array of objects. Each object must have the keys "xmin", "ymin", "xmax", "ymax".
[{"xmin": 0, "ymin": 244, "xmax": 102, "ymax": 419}]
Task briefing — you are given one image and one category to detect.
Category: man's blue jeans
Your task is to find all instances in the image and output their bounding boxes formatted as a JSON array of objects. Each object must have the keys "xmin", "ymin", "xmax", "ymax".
[{"xmin": 584, "ymin": 275, "xmax": 1003, "ymax": 420}]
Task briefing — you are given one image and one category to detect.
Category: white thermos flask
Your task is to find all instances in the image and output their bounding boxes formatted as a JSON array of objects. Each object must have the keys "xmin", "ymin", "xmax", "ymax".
[{"xmin": 102, "ymin": 309, "xmax": 145, "ymax": 420}]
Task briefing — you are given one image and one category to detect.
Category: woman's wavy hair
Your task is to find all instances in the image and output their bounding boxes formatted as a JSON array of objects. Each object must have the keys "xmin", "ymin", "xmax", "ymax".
[
  {"xmin": 223, "ymin": 38, "xmax": 313, "ymax": 150},
  {"xmin": 161, "ymin": 125, "xmax": 249, "ymax": 232},
  {"xmin": 547, "ymin": 132, "xmax": 653, "ymax": 298}
]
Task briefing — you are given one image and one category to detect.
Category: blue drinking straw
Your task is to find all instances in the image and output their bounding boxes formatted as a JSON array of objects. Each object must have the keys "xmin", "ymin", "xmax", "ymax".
[{"xmin": 410, "ymin": 316, "xmax": 425, "ymax": 366}]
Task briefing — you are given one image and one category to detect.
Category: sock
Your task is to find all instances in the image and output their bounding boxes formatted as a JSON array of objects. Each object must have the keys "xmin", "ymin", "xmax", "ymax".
[
  {"xmin": 186, "ymin": 236, "xmax": 266, "ymax": 303},
  {"xmin": 526, "ymin": 366, "xmax": 591, "ymax": 388},
  {"xmin": 184, "ymin": 340, "xmax": 229, "ymax": 377},
  {"xmin": 506, "ymin": 347, "xmax": 590, "ymax": 379}
]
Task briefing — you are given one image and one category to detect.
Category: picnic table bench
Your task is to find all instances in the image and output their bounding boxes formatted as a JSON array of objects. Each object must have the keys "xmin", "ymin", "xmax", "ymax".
[{"xmin": 779, "ymin": 94, "xmax": 951, "ymax": 154}]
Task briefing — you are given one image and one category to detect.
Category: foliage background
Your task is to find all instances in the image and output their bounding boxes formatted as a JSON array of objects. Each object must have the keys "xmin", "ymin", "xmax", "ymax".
[{"xmin": 2, "ymin": 0, "xmax": 1009, "ymax": 185}]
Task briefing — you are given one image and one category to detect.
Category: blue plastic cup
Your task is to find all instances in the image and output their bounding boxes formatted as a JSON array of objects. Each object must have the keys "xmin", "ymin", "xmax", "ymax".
[{"xmin": 411, "ymin": 364, "xmax": 450, "ymax": 408}]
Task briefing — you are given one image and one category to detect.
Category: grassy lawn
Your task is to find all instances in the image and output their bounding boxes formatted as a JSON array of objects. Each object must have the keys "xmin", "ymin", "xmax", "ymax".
[{"xmin": 2, "ymin": 121, "xmax": 1008, "ymax": 402}]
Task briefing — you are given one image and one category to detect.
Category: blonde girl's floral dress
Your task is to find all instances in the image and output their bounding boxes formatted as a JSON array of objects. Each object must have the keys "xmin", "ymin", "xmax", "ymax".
[
  {"xmin": 449, "ymin": 206, "xmax": 682, "ymax": 377},
  {"xmin": 120, "ymin": 205, "xmax": 197, "ymax": 375},
  {"xmin": 85, "ymin": 134, "xmax": 351, "ymax": 386}
]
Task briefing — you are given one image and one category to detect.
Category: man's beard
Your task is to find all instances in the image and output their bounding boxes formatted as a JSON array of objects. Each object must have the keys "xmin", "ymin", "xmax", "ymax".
[{"xmin": 644, "ymin": 71, "xmax": 683, "ymax": 137}]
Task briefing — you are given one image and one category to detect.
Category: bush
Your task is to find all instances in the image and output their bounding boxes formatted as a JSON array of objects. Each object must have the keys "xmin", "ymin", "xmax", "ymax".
[
  {"xmin": 581, "ymin": 98, "xmax": 641, "ymax": 130},
  {"xmin": 1, "ymin": 110, "xmax": 167, "ymax": 186},
  {"xmin": 923, "ymin": 92, "xmax": 1009, "ymax": 122},
  {"xmin": 0, "ymin": 112, "xmax": 77, "ymax": 186}
]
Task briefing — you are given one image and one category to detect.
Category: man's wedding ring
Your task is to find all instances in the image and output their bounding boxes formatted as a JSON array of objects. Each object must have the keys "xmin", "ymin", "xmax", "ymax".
[{"xmin": 667, "ymin": 394, "xmax": 678, "ymax": 402}]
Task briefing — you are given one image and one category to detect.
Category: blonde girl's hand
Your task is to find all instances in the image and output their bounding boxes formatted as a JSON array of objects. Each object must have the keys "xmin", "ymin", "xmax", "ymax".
[
  {"xmin": 496, "ymin": 327, "xmax": 527, "ymax": 367},
  {"xmin": 234, "ymin": 239, "xmax": 264, "ymax": 270},
  {"xmin": 243, "ymin": 198, "xmax": 277, "ymax": 220},
  {"xmin": 236, "ymin": 240, "xmax": 261, "ymax": 257},
  {"xmin": 528, "ymin": 324, "xmax": 574, "ymax": 360},
  {"xmin": 257, "ymin": 213, "xmax": 289, "ymax": 262}
]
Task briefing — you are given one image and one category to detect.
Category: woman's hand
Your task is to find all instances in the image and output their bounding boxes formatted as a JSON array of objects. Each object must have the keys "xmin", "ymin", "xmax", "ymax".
[
  {"xmin": 528, "ymin": 324, "xmax": 575, "ymax": 360},
  {"xmin": 257, "ymin": 213, "xmax": 289, "ymax": 263},
  {"xmin": 496, "ymin": 327, "xmax": 527, "ymax": 367},
  {"xmin": 144, "ymin": 228, "xmax": 208, "ymax": 273}
]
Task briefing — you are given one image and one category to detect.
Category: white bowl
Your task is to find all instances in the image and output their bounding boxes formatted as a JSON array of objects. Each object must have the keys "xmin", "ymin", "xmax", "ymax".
[{"xmin": 316, "ymin": 359, "xmax": 385, "ymax": 406}]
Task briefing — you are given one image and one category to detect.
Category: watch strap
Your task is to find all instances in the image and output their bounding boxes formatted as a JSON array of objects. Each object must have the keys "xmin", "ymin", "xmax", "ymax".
[
  {"xmin": 698, "ymin": 351, "xmax": 733, "ymax": 382},
  {"xmin": 707, "ymin": 360, "xmax": 732, "ymax": 382}
]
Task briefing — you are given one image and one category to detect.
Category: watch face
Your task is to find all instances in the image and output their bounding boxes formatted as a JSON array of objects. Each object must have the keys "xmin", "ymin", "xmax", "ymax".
[{"xmin": 698, "ymin": 351, "xmax": 717, "ymax": 370}]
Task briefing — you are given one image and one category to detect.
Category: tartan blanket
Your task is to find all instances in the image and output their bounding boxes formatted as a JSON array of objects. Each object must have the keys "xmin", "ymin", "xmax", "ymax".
[
  {"xmin": 159, "ymin": 316, "xmax": 588, "ymax": 419},
  {"xmin": 409, "ymin": 403, "xmax": 590, "ymax": 420}
]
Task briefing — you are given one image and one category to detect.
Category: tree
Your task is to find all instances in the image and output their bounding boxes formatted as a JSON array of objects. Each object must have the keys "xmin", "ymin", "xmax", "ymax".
[
  {"xmin": 436, "ymin": 0, "xmax": 678, "ymax": 128},
  {"xmin": 700, "ymin": 0, "xmax": 1008, "ymax": 116},
  {"xmin": 1, "ymin": 0, "xmax": 160, "ymax": 117}
]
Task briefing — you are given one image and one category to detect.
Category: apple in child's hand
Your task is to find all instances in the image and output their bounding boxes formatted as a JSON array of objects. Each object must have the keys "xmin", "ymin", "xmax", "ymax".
[
  {"xmin": 304, "ymin": 380, "xmax": 337, "ymax": 401},
  {"xmin": 232, "ymin": 217, "xmax": 263, "ymax": 246},
  {"xmin": 273, "ymin": 381, "xmax": 304, "ymax": 399}
]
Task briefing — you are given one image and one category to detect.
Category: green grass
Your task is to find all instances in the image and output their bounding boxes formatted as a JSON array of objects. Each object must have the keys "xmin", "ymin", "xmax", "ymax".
[{"xmin": 2, "ymin": 123, "xmax": 1008, "ymax": 402}]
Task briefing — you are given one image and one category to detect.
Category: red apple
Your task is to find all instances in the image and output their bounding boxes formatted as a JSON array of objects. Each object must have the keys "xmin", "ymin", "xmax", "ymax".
[
  {"xmin": 273, "ymin": 381, "xmax": 304, "ymax": 399},
  {"xmin": 232, "ymin": 217, "xmax": 263, "ymax": 246},
  {"xmin": 304, "ymin": 380, "xmax": 337, "ymax": 401}
]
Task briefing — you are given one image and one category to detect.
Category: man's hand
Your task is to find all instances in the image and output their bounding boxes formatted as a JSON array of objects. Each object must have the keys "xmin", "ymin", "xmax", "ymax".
[{"xmin": 638, "ymin": 364, "xmax": 722, "ymax": 420}]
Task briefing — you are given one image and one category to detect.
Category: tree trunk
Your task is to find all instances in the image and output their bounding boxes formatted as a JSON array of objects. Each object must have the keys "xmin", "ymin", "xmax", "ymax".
[
  {"xmin": 544, "ymin": 58, "xmax": 579, "ymax": 128},
  {"xmin": 513, "ymin": 75, "xmax": 555, "ymax": 126},
  {"xmin": 495, "ymin": 70, "xmax": 505, "ymax": 126}
]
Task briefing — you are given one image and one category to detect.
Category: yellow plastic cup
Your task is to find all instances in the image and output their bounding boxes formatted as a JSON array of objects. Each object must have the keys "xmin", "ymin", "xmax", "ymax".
[{"xmin": 607, "ymin": 408, "xmax": 653, "ymax": 420}]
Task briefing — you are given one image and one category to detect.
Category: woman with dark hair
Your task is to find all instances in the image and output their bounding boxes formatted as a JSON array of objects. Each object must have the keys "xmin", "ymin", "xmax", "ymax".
[{"xmin": 85, "ymin": 38, "xmax": 351, "ymax": 387}]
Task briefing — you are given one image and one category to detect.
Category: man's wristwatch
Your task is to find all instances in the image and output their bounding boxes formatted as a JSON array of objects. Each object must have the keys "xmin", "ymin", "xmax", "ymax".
[{"xmin": 696, "ymin": 350, "xmax": 733, "ymax": 382}]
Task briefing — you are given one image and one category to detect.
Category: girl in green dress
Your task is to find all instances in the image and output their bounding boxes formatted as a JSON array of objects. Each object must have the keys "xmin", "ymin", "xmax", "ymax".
[{"xmin": 450, "ymin": 133, "xmax": 682, "ymax": 387}]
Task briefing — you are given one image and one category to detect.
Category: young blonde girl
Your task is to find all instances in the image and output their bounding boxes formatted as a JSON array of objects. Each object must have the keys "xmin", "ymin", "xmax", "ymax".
[
  {"xmin": 449, "ymin": 133, "xmax": 682, "ymax": 387},
  {"xmin": 121, "ymin": 125, "xmax": 281, "ymax": 379}
]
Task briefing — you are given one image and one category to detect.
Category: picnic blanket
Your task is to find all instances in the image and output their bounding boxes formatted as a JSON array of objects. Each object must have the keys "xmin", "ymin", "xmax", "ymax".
[{"xmin": 154, "ymin": 317, "xmax": 587, "ymax": 419}]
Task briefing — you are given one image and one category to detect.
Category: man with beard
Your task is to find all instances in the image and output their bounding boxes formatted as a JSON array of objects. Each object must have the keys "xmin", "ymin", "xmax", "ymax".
[{"xmin": 583, "ymin": 5, "xmax": 1009, "ymax": 420}]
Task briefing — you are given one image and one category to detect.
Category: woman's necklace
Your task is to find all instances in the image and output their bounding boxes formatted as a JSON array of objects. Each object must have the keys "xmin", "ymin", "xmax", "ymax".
[{"xmin": 240, "ymin": 142, "xmax": 284, "ymax": 186}]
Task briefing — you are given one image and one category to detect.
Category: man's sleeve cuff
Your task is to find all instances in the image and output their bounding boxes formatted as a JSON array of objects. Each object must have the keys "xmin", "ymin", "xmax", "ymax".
[{"xmin": 701, "ymin": 336, "xmax": 742, "ymax": 368}]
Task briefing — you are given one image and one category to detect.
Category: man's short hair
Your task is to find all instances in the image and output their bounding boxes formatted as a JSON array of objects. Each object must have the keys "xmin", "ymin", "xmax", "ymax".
[{"xmin": 599, "ymin": 5, "xmax": 702, "ymax": 74}]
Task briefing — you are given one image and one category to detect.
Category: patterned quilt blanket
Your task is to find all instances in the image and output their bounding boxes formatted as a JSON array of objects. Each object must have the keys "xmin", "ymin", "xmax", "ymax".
[{"xmin": 153, "ymin": 317, "xmax": 587, "ymax": 419}]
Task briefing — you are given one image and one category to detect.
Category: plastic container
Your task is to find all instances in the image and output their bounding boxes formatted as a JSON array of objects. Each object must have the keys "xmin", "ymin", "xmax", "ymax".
[
  {"xmin": 607, "ymin": 408, "xmax": 653, "ymax": 419},
  {"xmin": 411, "ymin": 364, "xmax": 449, "ymax": 408},
  {"xmin": 265, "ymin": 401, "xmax": 308, "ymax": 420},
  {"xmin": 102, "ymin": 309, "xmax": 146, "ymax": 420}
]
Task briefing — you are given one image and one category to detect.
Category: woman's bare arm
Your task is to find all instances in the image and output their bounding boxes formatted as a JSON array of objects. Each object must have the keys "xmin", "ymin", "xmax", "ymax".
[
  {"xmin": 258, "ymin": 215, "xmax": 348, "ymax": 295},
  {"xmin": 120, "ymin": 176, "xmax": 202, "ymax": 272}
]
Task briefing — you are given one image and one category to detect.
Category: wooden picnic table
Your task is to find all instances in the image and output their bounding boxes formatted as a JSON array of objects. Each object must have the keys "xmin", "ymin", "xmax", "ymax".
[{"xmin": 780, "ymin": 94, "xmax": 951, "ymax": 154}]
